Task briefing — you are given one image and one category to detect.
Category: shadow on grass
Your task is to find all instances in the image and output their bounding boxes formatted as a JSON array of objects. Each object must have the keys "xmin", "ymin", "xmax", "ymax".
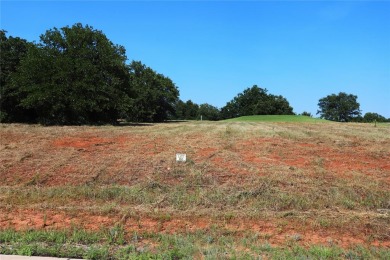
[
  {"xmin": 117, "ymin": 120, "xmax": 188, "ymax": 127},
  {"xmin": 162, "ymin": 120, "xmax": 189, "ymax": 124},
  {"xmin": 117, "ymin": 122, "xmax": 154, "ymax": 127}
]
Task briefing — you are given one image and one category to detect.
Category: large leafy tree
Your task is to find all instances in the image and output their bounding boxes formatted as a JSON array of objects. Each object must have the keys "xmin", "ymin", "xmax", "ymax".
[
  {"xmin": 317, "ymin": 92, "xmax": 361, "ymax": 122},
  {"xmin": 128, "ymin": 61, "xmax": 179, "ymax": 122},
  {"xmin": 0, "ymin": 30, "xmax": 34, "ymax": 122},
  {"xmin": 173, "ymin": 100, "xmax": 220, "ymax": 121},
  {"xmin": 221, "ymin": 85, "xmax": 294, "ymax": 119},
  {"xmin": 10, "ymin": 23, "xmax": 132, "ymax": 125},
  {"xmin": 363, "ymin": 112, "xmax": 388, "ymax": 123},
  {"xmin": 198, "ymin": 103, "xmax": 220, "ymax": 121},
  {"xmin": 173, "ymin": 100, "xmax": 200, "ymax": 120}
]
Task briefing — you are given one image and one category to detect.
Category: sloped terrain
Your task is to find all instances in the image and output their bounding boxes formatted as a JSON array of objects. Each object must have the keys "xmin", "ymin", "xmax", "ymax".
[{"xmin": 0, "ymin": 121, "xmax": 389, "ymax": 257}]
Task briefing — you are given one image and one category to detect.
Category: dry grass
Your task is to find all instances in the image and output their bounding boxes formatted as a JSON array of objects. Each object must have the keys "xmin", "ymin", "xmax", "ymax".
[{"xmin": 1, "ymin": 121, "xmax": 389, "ymax": 252}]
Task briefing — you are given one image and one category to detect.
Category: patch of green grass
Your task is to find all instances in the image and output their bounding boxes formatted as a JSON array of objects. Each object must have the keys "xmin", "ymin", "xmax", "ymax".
[
  {"xmin": 225, "ymin": 115, "xmax": 330, "ymax": 122},
  {"xmin": 1, "ymin": 228, "xmax": 389, "ymax": 259}
]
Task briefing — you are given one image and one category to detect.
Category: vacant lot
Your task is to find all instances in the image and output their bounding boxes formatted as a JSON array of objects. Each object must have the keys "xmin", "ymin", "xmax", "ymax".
[{"xmin": 0, "ymin": 121, "xmax": 389, "ymax": 258}]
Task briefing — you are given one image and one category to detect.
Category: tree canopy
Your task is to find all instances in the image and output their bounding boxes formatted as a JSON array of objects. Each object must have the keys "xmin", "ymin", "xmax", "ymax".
[
  {"xmin": 127, "ymin": 61, "xmax": 179, "ymax": 122},
  {"xmin": 8, "ymin": 23, "xmax": 132, "ymax": 125},
  {"xmin": 301, "ymin": 111, "xmax": 313, "ymax": 117},
  {"xmin": 317, "ymin": 92, "xmax": 361, "ymax": 122},
  {"xmin": 1, "ymin": 24, "xmax": 179, "ymax": 125},
  {"xmin": 173, "ymin": 100, "xmax": 220, "ymax": 121},
  {"xmin": 221, "ymin": 85, "xmax": 294, "ymax": 119},
  {"xmin": 3, "ymin": 24, "xmax": 388, "ymax": 125},
  {"xmin": 198, "ymin": 103, "xmax": 221, "ymax": 121},
  {"xmin": 174, "ymin": 100, "xmax": 199, "ymax": 120},
  {"xmin": 0, "ymin": 30, "xmax": 33, "ymax": 122},
  {"xmin": 363, "ymin": 112, "xmax": 388, "ymax": 123}
]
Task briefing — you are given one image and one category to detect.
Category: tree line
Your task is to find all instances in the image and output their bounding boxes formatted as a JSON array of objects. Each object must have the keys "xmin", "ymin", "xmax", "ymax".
[
  {"xmin": 315, "ymin": 92, "xmax": 389, "ymax": 123},
  {"xmin": 1, "ymin": 24, "xmax": 179, "ymax": 125},
  {"xmin": 1, "ymin": 23, "xmax": 388, "ymax": 125}
]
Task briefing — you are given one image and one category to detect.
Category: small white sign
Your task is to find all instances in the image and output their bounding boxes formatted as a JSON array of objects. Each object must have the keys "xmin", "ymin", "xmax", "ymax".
[{"xmin": 176, "ymin": 153, "xmax": 187, "ymax": 162}]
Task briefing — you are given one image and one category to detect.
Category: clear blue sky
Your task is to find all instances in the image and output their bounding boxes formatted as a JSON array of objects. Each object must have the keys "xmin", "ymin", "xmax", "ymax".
[{"xmin": 2, "ymin": 0, "xmax": 390, "ymax": 117}]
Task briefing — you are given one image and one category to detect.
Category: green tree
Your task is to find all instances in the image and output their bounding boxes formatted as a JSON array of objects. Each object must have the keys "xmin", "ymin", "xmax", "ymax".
[
  {"xmin": 0, "ymin": 30, "xmax": 34, "ymax": 122},
  {"xmin": 317, "ymin": 92, "xmax": 361, "ymax": 122},
  {"xmin": 128, "ymin": 61, "xmax": 179, "ymax": 122},
  {"xmin": 173, "ymin": 100, "xmax": 199, "ymax": 120},
  {"xmin": 173, "ymin": 100, "xmax": 187, "ymax": 120},
  {"xmin": 10, "ymin": 23, "xmax": 132, "ymax": 125},
  {"xmin": 220, "ymin": 99, "xmax": 239, "ymax": 119},
  {"xmin": 198, "ymin": 103, "xmax": 220, "ymax": 121},
  {"xmin": 221, "ymin": 85, "xmax": 294, "ymax": 119},
  {"xmin": 301, "ymin": 111, "xmax": 312, "ymax": 117},
  {"xmin": 363, "ymin": 112, "xmax": 387, "ymax": 123}
]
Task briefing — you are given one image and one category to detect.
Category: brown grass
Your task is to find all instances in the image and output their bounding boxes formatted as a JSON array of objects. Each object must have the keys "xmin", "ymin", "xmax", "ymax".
[{"xmin": 0, "ymin": 121, "xmax": 389, "ymax": 249}]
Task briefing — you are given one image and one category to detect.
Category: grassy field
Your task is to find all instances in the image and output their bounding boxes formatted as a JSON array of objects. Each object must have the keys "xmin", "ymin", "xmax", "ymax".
[
  {"xmin": 224, "ymin": 115, "xmax": 329, "ymax": 122},
  {"xmin": 0, "ymin": 121, "xmax": 389, "ymax": 259}
]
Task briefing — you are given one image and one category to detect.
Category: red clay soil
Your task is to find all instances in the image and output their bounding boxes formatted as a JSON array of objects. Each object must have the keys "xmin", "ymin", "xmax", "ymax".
[
  {"xmin": 1, "ymin": 209, "xmax": 389, "ymax": 248},
  {"xmin": 1, "ymin": 124, "xmax": 389, "ymax": 249},
  {"xmin": 237, "ymin": 138, "xmax": 390, "ymax": 174},
  {"xmin": 2, "ymin": 129, "xmax": 389, "ymax": 186}
]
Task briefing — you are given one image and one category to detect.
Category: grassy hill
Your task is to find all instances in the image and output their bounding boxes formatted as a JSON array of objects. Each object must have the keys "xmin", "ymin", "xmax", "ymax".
[{"xmin": 225, "ymin": 115, "xmax": 330, "ymax": 122}]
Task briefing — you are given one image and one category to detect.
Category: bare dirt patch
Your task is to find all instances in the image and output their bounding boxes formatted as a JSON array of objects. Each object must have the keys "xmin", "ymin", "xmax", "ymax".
[{"xmin": 2, "ymin": 209, "xmax": 389, "ymax": 249}]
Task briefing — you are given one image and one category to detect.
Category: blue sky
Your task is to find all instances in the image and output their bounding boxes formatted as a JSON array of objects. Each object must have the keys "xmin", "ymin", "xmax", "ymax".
[{"xmin": 1, "ymin": 1, "xmax": 390, "ymax": 117}]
